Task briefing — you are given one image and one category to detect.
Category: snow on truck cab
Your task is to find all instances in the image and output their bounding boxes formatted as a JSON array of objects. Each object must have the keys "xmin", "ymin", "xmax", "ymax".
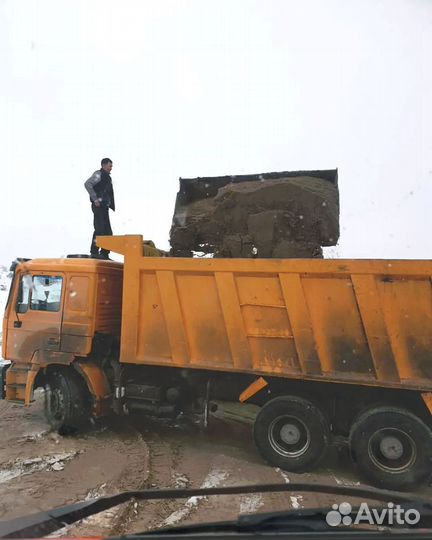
[{"xmin": 2, "ymin": 234, "xmax": 432, "ymax": 491}]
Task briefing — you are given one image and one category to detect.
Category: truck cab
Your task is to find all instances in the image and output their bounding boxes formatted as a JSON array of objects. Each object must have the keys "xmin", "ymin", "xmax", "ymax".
[{"xmin": 1, "ymin": 257, "xmax": 122, "ymax": 407}]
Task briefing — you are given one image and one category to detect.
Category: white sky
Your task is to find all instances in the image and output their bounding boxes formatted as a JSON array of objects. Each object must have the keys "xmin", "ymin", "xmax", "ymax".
[{"xmin": 0, "ymin": 0, "xmax": 431, "ymax": 263}]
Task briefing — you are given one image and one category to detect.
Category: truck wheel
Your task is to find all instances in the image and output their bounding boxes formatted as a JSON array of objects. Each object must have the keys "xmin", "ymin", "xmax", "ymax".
[
  {"xmin": 349, "ymin": 407, "xmax": 432, "ymax": 490},
  {"xmin": 253, "ymin": 396, "xmax": 330, "ymax": 472},
  {"xmin": 44, "ymin": 370, "xmax": 90, "ymax": 434}
]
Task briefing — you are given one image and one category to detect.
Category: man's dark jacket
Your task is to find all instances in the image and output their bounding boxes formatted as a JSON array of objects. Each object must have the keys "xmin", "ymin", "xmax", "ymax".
[{"xmin": 84, "ymin": 169, "xmax": 115, "ymax": 211}]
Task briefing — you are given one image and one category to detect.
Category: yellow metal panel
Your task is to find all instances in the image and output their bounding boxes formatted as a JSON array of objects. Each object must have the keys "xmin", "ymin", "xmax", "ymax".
[
  {"xmin": 241, "ymin": 305, "xmax": 293, "ymax": 338},
  {"xmin": 136, "ymin": 272, "xmax": 172, "ymax": 363},
  {"xmin": 176, "ymin": 273, "xmax": 231, "ymax": 366},
  {"xmin": 279, "ymin": 273, "xmax": 322, "ymax": 375},
  {"xmin": 237, "ymin": 275, "xmax": 285, "ymax": 306},
  {"xmin": 156, "ymin": 271, "xmax": 191, "ymax": 365},
  {"xmin": 240, "ymin": 377, "xmax": 269, "ymax": 402},
  {"xmin": 25, "ymin": 369, "xmax": 37, "ymax": 405},
  {"xmin": 120, "ymin": 264, "xmax": 140, "ymax": 363},
  {"xmin": 214, "ymin": 272, "xmax": 251, "ymax": 370},
  {"xmin": 421, "ymin": 393, "xmax": 432, "ymax": 416},
  {"xmin": 61, "ymin": 335, "xmax": 93, "ymax": 355},
  {"xmin": 98, "ymin": 236, "xmax": 432, "ymax": 392},
  {"xmin": 94, "ymin": 273, "xmax": 122, "ymax": 334},
  {"xmin": 351, "ymin": 274, "xmax": 400, "ymax": 382},
  {"xmin": 303, "ymin": 277, "xmax": 375, "ymax": 378},
  {"xmin": 249, "ymin": 336, "xmax": 300, "ymax": 375},
  {"xmin": 62, "ymin": 275, "xmax": 93, "ymax": 338},
  {"xmin": 66, "ymin": 276, "xmax": 90, "ymax": 312},
  {"xmin": 378, "ymin": 278, "xmax": 432, "ymax": 382},
  {"xmin": 75, "ymin": 360, "xmax": 112, "ymax": 416},
  {"xmin": 97, "ymin": 235, "xmax": 142, "ymax": 256},
  {"xmin": 75, "ymin": 361, "xmax": 111, "ymax": 399}
]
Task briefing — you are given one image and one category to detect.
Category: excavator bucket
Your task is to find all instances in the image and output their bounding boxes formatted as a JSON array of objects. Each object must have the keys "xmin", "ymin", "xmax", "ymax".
[{"xmin": 169, "ymin": 169, "xmax": 339, "ymax": 258}]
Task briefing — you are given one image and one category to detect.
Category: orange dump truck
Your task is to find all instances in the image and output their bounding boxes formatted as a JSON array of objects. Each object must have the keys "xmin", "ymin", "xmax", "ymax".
[{"xmin": 2, "ymin": 235, "xmax": 432, "ymax": 490}]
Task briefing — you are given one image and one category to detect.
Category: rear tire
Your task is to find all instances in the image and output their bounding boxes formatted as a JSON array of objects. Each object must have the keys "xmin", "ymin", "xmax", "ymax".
[
  {"xmin": 253, "ymin": 396, "xmax": 330, "ymax": 472},
  {"xmin": 44, "ymin": 370, "xmax": 90, "ymax": 434},
  {"xmin": 349, "ymin": 406, "xmax": 432, "ymax": 490}
]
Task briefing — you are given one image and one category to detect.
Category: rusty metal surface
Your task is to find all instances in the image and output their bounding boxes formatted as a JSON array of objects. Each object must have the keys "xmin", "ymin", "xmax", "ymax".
[{"xmin": 108, "ymin": 235, "xmax": 432, "ymax": 392}]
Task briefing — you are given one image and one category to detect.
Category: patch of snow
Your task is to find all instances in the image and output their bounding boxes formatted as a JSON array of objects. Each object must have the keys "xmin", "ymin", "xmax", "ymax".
[
  {"xmin": 85, "ymin": 483, "xmax": 107, "ymax": 501},
  {"xmin": 201, "ymin": 469, "xmax": 228, "ymax": 489},
  {"xmin": 173, "ymin": 473, "xmax": 189, "ymax": 489},
  {"xmin": 290, "ymin": 495, "xmax": 304, "ymax": 509},
  {"xmin": 0, "ymin": 451, "xmax": 78, "ymax": 484},
  {"xmin": 239, "ymin": 494, "xmax": 264, "ymax": 514},
  {"xmin": 275, "ymin": 467, "xmax": 290, "ymax": 484},
  {"xmin": 333, "ymin": 475, "xmax": 360, "ymax": 487},
  {"xmin": 162, "ymin": 468, "xmax": 229, "ymax": 527}
]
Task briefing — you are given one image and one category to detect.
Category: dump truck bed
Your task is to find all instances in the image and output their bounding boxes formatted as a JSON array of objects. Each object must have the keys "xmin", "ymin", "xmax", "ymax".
[{"xmin": 99, "ymin": 236, "xmax": 432, "ymax": 392}]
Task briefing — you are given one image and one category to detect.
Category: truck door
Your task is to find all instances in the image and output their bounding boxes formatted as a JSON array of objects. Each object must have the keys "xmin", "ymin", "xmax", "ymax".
[{"xmin": 5, "ymin": 273, "xmax": 64, "ymax": 363}]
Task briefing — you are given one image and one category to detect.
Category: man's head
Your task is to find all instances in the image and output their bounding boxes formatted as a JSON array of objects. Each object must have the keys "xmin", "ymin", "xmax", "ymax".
[{"xmin": 101, "ymin": 158, "xmax": 113, "ymax": 173}]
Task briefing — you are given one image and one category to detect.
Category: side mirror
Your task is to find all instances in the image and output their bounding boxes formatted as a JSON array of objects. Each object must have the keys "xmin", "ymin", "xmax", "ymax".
[{"xmin": 15, "ymin": 275, "xmax": 30, "ymax": 314}]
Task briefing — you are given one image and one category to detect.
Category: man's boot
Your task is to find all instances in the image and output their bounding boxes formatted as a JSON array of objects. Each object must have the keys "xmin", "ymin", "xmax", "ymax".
[{"xmin": 99, "ymin": 249, "xmax": 112, "ymax": 260}]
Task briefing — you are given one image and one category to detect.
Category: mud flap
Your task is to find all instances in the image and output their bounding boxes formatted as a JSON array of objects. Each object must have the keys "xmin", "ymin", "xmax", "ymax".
[{"xmin": 74, "ymin": 361, "xmax": 112, "ymax": 416}]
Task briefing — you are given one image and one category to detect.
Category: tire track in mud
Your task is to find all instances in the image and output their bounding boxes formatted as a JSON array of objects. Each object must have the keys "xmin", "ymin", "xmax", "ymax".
[
  {"xmin": 122, "ymin": 418, "xmax": 298, "ymax": 533},
  {"xmin": 120, "ymin": 417, "xmax": 373, "ymax": 534},
  {"xmin": 111, "ymin": 422, "xmax": 187, "ymax": 536},
  {"xmin": 50, "ymin": 422, "xmax": 150, "ymax": 538},
  {"xmin": 117, "ymin": 418, "xmax": 240, "ymax": 535}
]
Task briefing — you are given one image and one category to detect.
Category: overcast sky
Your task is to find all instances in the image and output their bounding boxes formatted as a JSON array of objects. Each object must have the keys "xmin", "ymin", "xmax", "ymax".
[{"xmin": 1, "ymin": 0, "xmax": 431, "ymax": 263}]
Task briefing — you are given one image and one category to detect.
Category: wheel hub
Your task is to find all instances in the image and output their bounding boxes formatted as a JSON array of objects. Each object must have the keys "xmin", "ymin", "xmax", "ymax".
[
  {"xmin": 268, "ymin": 415, "xmax": 311, "ymax": 458},
  {"xmin": 368, "ymin": 428, "xmax": 416, "ymax": 473},
  {"xmin": 379, "ymin": 435, "xmax": 404, "ymax": 460},
  {"xmin": 280, "ymin": 423, "xmax": 301, "ymax": 445}
]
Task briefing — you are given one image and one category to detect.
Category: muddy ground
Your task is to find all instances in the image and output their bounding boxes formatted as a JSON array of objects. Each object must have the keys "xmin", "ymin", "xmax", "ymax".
[{"xmin": 1, "ymin": 395, "xmax": 431, "ymax": 537}]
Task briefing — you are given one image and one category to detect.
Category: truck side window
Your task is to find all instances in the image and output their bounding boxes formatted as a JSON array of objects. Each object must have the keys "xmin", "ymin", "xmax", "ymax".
[
  {"xmin": 16, "ymin": 275, "xmax": 31, "ymax": 314},
  {"xmin": 30, "ymin": 276, "xmax": 63, "ymax": 312}
]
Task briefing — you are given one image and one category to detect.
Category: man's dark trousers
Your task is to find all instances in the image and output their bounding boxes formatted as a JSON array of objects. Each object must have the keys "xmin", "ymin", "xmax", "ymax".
[{"xmin": 90, "ymin": 204, "xmax": 112, "ymax": 258}]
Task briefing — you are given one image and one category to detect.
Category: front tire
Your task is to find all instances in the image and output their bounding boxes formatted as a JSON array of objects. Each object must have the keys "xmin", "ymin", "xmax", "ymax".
[
  {"xmin": 44, "ymin": 370, "xmax": 90, "ymax": 433},
  {"xmin": 349, "ymin": 406, "xmax": 432, "ymax": 490},
  {"xmin": 253, "ymin": 396, "xmax": 330, "ymax": 472}
]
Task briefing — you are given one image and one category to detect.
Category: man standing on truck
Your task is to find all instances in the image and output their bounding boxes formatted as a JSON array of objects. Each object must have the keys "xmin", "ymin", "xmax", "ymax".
[{"xmin": 84, "ymin": 158, "xmax": 115, "ymax": 260}]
